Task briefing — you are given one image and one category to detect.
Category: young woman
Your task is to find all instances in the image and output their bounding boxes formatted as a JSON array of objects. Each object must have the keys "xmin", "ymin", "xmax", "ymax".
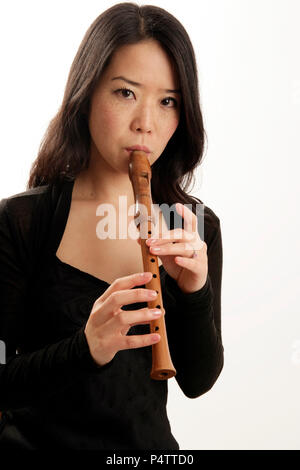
[{"xmin": 0, "ymin": 3, "xmax": 224, "ymax": 449}]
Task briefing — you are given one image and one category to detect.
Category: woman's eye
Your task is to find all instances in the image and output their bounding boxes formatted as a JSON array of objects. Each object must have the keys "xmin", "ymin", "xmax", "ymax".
[
  {"xmin": 161, "ymin": 97, "xmax": 178, "ymax": 108},
  {"xmin": 115, "ymin": 88, "xmax": 135, "ymax": 99},
  {"xmin": 114, "ymin": 89, "xmax": 178, "ymax": 108}
]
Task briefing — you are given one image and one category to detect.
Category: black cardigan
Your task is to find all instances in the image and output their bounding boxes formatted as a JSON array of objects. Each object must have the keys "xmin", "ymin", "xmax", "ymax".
[{"xmin": 0, "ymin": 180, "xmax": 223, "ymax": 449}]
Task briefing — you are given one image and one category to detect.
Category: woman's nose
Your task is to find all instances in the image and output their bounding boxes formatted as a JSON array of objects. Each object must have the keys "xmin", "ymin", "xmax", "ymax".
[{"xmin": 130, "ymin": 105, "xmax": 154, "ymax": 134}]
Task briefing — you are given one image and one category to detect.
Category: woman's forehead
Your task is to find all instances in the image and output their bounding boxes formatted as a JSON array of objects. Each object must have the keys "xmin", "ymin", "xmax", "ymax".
[{"xmin": 102, "ymin": 40, "xmax": 180, "ymax": 89}]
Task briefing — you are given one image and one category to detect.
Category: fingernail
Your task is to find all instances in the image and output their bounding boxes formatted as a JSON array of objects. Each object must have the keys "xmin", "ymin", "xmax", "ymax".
[
  {"xmin": 149, "ymin": 290, "xmax": 158, "ymax": 297},
  {"xmin": 151, "ymin": 309, "xmax": 161, "ymax": 315},
  {"xmin": 152, "ymin": 334, "xmax": 160, "ymax": 342}
]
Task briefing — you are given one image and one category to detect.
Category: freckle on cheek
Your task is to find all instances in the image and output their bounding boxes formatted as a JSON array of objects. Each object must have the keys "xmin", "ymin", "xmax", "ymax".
[{"xmin": 101, "ymin": 109, "xmax": 119, "ymax": 128}]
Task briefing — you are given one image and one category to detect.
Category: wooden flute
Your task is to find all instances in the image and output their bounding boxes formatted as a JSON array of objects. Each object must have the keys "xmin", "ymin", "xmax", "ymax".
[{"xmin": 128, "ymin": 150, "xmax": 176, "ymax": 380}]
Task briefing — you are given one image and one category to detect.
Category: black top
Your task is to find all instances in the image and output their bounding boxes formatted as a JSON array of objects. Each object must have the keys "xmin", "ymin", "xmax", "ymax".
[{"xmin": 0, "ymin": 179, "xmax": 223, "ymax": 450}]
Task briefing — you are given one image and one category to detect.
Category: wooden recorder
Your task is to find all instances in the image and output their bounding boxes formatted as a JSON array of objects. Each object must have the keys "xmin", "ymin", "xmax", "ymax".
[{"xmin": 128, "ymin": 150, "xmax": 176, "ymax": 380}]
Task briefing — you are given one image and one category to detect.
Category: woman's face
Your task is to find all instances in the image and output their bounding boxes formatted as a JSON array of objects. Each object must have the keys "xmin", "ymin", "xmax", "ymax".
[{"xmin": 88, "ymin": 40, "xmax": 181, "ymax": 173}]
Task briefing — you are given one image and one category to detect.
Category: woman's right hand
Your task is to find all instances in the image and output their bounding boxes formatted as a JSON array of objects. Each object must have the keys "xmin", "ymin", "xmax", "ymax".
[{"xmin": 84, "ymin": 272, "xmax": 162, "ymax": 367}]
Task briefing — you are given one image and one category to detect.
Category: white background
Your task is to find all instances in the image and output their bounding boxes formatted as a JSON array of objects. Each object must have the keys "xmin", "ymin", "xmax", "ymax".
[{"xmin": 0, "ymin": 0, "xmax": 299, "ymax": 450}]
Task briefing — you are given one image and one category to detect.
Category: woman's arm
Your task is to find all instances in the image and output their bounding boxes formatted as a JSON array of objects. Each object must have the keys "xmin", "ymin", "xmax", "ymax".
[
  {"xmin": 0, "ymin": 198, "xmax": 102, "ymax": 412},
  {"xmin": 162, "ymin": 216, "xmax": 224, "ymax": 398}
]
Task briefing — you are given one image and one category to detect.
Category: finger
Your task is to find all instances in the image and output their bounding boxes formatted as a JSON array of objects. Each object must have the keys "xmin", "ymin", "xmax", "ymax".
[
  {"xmin": 149, "ymin": 238, "xmax": 205, "ymax": 256},
  {"xmin": 175, "ymin": 202, "xmax": 198, "ymax": 236},
  {"xmin": 93, "ymin": 286, "xmax": 159, "ymax": 327},
  {"xmin": 175, "ymin": 254, "xmax": 203, "ymax": 271},
  {"xmin": 146, "ymin": 228, "xmax": 195, "ymax": 246},
  {"xmin": 149, "ymin": 241, "xmax": 190, "ymax": 257},
  {"xmin": 174, "ymin": 245, "xmax": 207, "ymax": 274},
  {"xmin": 105, "ymin": 307, "xmax": 163, "ymax": 335},
  {"xmin": 98, "ymin": 271, "xmax": 153, "ymax": 304},
  {"xmin": 119, "ymin": 332, "xmax": 161, "ymax": 351}
]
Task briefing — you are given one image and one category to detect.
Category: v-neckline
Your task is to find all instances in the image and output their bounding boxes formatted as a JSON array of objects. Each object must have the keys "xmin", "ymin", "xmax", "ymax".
[{"xmin": 51, "ymin": 179, "xmax": 166, "ymax": 286}]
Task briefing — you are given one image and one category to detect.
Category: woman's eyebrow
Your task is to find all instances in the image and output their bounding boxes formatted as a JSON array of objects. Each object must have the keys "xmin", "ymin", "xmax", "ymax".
[{"xmin": 111, "ymin": 76, "xmax": 181, "ymax": 94}]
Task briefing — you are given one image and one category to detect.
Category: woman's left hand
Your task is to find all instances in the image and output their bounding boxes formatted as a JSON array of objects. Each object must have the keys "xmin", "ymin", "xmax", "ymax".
[{"xmin": 138, "ymin": 203, "xmax": 208, "ymax": 294}]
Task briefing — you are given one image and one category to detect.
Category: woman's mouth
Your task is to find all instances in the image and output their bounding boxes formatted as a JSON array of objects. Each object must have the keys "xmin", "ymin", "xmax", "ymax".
[{"xmin": 125, "ymin": 145, "xmax": 151, "ymax": 154}]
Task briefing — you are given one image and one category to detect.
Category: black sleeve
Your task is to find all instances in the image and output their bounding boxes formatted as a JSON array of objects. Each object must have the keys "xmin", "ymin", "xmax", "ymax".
[
  {"xmin": 163, "ymin": 217, "xmax": 224, "ymax": 399},
  {"xmin": 0, "ymin": 198, "xmax": 107, "ymax": 412}
]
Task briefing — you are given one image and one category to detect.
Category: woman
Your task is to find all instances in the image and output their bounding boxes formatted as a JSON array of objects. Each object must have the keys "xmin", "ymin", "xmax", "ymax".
[{"xmin": 0, "ymin": 3, "xmax": 223, "ymax": 449}]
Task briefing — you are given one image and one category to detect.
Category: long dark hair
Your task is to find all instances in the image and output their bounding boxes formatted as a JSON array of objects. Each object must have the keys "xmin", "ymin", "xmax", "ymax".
[{"xmin": 27, "ymin": 2, "xmax": 207, "ymax": 208}]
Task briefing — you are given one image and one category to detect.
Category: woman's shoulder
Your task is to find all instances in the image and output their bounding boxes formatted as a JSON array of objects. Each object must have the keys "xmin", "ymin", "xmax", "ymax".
[
  {"xmin": 0, "ymin": 180, "xmax": 66, "ymax": 221},
  {"xmin": 0, "ymin": 184, "xmax": 51, "ymax": 212},
  {"xmin": 0, "ymin": 182, "xmax": 65, "ymax": 250},
  {"xmin": 0, "ymin": 185, "xmax": 54, "ymax": 238},
  {"xmin": 0, "ymin": 185, "xmax": 52, "ymax": 246},
  {"xmin": 0, "ymin": 182, "xmax": 65, "ymax": 269}
]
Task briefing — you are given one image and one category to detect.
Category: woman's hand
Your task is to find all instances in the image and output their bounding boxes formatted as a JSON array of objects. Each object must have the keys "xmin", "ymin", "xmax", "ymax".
[
  {"xmin": 138, "ymin": 203, "xmax": 208, "ymax": 294},
  {"xmin": 84, "ymin": 272, "xmax": 162, "ymax": 367}
]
